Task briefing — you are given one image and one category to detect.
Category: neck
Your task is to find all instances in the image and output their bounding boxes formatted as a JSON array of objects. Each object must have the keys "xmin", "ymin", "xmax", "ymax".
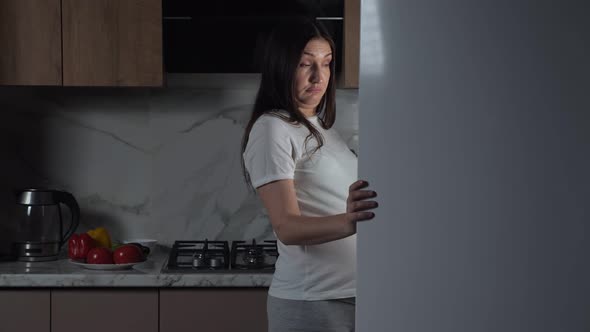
[{"xmin": 299, "ymin": 107, "xmax": 316, "ymax": 118}]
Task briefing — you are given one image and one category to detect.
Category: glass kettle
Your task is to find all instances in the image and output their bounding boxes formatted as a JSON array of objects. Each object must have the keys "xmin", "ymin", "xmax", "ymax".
[{"xmin": 12, "ymin": 189, "xmax": 80, "ymax": 262}]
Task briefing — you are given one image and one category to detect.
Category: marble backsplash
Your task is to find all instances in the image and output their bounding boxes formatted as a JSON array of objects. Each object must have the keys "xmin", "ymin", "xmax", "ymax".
[{"xmin": 0, "ymin": 75, "xmax": 359, "ymax": 252}]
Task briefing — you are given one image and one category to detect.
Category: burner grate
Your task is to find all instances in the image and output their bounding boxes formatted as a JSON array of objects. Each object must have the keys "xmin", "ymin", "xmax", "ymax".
[
  {"xmin": 163, "ymin": 239, "xmax": 278, "ymax": 273},
  {"xmin": 166, "ymin": 239, "xmax": 230, "ymax": 271}
]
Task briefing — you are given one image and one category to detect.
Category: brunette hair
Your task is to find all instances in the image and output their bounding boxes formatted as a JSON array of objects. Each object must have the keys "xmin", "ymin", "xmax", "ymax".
[{"xmin": 241, "ymin": 18, "xmax": 337, "ymax": 190}]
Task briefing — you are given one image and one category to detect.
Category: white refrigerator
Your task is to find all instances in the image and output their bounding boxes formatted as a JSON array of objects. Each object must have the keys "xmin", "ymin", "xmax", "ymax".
[{"xmin": 357, "ymin": 0, "xmax": 590, "ymax": 331}]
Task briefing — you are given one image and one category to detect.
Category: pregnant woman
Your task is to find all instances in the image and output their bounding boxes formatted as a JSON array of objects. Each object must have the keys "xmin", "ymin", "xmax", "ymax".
[{"xmin": 241, "ymin": 19, "xmax": 379, "ymax": 332}]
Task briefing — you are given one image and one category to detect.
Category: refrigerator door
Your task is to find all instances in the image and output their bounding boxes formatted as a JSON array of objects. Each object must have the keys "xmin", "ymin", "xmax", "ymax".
[{"xmin": 357, "ymin": 1, "xmax": 590, "ymax": 331}]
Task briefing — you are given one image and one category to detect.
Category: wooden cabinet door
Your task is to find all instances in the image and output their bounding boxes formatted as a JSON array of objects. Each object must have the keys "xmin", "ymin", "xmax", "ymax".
[
  {"xmin": 342, "ymin": 0, "xmax": 360, "ymax": 88},
  {"xmin": 0, "ymin": 289, "xmax": 50, "ymax": 332},
  {"xmin": 0, "ymin": 0, "xmax": 62, "ymax": 85},
  {"xmin": 51, "ymin": 289, "xmax": 158, "ymax": 332},
  {"xmin": 160, "ymin": 288, "xmax": 269, "ymax": 332},
  {"xmin": 62, "ymin": 0, "xmax": 163, "ymax": 87}
]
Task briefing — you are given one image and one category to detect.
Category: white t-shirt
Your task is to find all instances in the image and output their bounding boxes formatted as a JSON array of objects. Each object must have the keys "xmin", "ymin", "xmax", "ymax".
[{"xmin": 243, "ymin": 111, "xmax": 358, "ymax": 301}]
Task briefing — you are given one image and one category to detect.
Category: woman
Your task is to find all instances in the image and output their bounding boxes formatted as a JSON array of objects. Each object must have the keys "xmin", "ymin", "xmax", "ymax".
[{"xmin": 241, "ymin": 19, "xmax": 378, "ymax": 332}]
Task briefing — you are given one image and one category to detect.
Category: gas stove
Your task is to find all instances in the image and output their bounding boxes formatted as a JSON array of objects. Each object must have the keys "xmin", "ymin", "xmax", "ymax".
[{"xmin": 162, "ymin": 239, "xmax": 278, "ymax": 273}]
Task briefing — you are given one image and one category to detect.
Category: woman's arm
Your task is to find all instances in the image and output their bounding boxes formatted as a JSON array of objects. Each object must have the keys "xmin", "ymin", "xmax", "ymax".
[{"xmin": 257, "ymin": 179, "xmax": 377, "ymax": 245}]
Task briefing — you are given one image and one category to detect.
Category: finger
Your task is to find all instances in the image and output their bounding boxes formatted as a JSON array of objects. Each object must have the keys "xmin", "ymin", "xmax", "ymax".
[
  {"xmin": 353, "ymin": 211, "xmax": 375, "ymax": 222},
  {"xmin": 349, "ymin": 190, "xmax": 377, "ymax": 201},
  {"xmin": 349, "ymin": 180, "xmax": 370, "ymax": 192},
  {"xmin": 348, "ymin": 180, "xmax": 364, "ymax": 192},
  {"xmin": 349, "ymin": 200, "xmax": 379, "ymax": 212}
]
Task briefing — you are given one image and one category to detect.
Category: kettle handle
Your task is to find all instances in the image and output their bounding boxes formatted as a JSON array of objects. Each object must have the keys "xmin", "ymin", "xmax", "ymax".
[{"xmin": 56, "ymin": 191, "xmax": 80, "ymax": 248}]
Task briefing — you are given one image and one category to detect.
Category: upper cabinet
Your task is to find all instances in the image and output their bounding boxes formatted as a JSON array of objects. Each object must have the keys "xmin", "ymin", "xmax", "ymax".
[
  {"xmin": 163, "ymin": 0, "xmax": 360, "ymax": 88},
  {"xmin": 0, "ymin": 0, "xmax": 62, "ymax": 86},
  {"xmin": 342, "ymin": 0, "xmax": 360, "ymax": 88},
  {"xmin": 0, "ymin": 0, "xmax": 163, "ymax": 87},
  {"xmin": 62, "ymin": 0, "xmax": 163, "ymax": 87},
  {"xmin": 1, "ymin": 0, "xmax": 357, "ymax": 88}
]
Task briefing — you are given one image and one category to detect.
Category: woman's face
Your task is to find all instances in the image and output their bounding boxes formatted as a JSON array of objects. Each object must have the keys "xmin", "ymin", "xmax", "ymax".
[{"xmin": 294, "ymin": 38, "xmax": 332, "ymax": 116}]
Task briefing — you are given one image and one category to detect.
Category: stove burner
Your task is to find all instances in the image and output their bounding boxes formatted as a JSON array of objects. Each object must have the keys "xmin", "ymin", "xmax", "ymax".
[
  {"xmin": 191, "ymin": 239, "xmax": 212, "ymax": 267},
  {"xmin": 230, "ymin": 240, "xmax": 278, "ymax": 271},
  {"xmin": 163, "ymin": 239, "xmax": 278, "ymax": 273},
  {"xmin": 166, "ymin": 239, "xmax": 229, "ymax": 271},
  {"xmin": 244, "ymin": 239, "xmax": 265, "ymax": 266},
  {"xmin": 192, "ymin": 253, "xmax": 209, "ymax": 267},
  {"xmin": 209, "ymin": 257, "xmax": 224, "ymax": 268}
]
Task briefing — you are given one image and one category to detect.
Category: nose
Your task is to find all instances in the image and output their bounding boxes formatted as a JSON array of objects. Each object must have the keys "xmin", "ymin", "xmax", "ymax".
[{"xmin": 309, "ymin": 65, "xmax": 324, "ymax": 84}]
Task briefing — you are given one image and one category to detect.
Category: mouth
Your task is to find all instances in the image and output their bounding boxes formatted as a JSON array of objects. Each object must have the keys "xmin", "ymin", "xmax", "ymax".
[{"xmin": 306, "ymin": 87, "xmax": 323, "ymax": 94}]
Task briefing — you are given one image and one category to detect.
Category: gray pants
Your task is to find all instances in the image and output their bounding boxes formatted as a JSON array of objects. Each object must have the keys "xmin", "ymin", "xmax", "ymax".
[{"xmin": 267, "ymin": 295, "xmax": 356, "ymax": 332}]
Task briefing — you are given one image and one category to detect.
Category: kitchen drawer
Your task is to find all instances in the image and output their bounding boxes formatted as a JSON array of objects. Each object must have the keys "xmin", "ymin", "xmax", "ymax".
[
  {"xmin": 0, "ymin": 289, "xmax": 50, "ymax": 332},
  {"xmin": 51, "ymin": 289, "xmax": 158, "ymax": 332},
  {"xmin": 160, "ymin": 288, "xmax": 268, "ymax": 332}
]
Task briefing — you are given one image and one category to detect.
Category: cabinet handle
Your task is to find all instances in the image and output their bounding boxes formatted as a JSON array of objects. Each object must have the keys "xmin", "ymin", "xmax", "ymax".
[
  {"xmin": 163, "ymin": 16, "xmax": 193, "ymax": 20},
  {"xmin": 163, "ymin": 16, "xmax": 342, "ymax": 21},
  {"xmin": 315, "ymin": 17, "xmax": 343, "ymax": 21}
]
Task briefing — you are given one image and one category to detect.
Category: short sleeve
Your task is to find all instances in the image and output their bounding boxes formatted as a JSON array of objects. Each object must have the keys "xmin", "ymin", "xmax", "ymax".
[{"xmin": 243, "ymin": 116, "xmax": 296, "ymax": 188}]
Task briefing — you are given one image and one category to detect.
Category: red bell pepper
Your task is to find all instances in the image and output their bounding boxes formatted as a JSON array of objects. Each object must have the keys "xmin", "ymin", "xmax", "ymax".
[{"xmin": 68, "ymin": 233, "xmax": 96, "ymax": 260}]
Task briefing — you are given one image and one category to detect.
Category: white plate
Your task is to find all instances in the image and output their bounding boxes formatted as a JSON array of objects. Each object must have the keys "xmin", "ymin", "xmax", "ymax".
[
  {"xmin": 122, "ymin": 239, "xmax": 157, "ymax": 250},
  {"xmin": 69, "ymin": 259, "xmax": 145, "ymax": 271}
]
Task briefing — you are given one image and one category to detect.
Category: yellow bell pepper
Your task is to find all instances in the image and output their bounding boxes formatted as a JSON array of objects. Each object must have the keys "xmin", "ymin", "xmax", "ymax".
[{"xmin": 86, "ymin": 227, "xmax": 112, "ymax": 249}]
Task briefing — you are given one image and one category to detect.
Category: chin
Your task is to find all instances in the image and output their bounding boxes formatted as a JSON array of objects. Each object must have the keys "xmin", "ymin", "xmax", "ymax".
[
  {"xmin": 299, "ymin": 97, "xmax": 323, "ymax": 107},
  {"xmin": 299, "ymin": 103, "xmax": 321, "ymax": 112}
]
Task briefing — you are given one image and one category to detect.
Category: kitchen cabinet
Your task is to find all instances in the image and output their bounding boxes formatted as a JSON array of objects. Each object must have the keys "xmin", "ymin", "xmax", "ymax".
[
  {"xmin": 62, "ymin": 0, "xmax": 163, "ymax": 87},
  {"xmin": 0, "ymin": 0, "xmax": 62, "ymax": 86},
  {"xmin": 342, "ymin": 0, "xmax": 360, "ymax": 88},
  {"xmin": 51, "ymin": 289, "xmax": 159, "ymax": 332},
  {"xmin": 0, "ymin": 287, "xmax": 268, "ymax": 331},
  {"xmin": 0, "ymin": 289, "xmax": 50, "ymax": 332},
  {"xmin": 0, "ymin": 0, "xmax": 163, "ymax": 87},
  {"xmin": 160, "ymin": 288, "xmax": 268, "ymax": 332}
]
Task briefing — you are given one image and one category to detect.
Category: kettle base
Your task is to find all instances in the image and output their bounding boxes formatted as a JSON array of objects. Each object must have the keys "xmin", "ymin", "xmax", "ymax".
[
  {"xmin": 13, "ymin": 241, "xmax": 61, "ymax": 262},
  {"xmin": 17, "ymin": 255, "xmax": 59, "ymax": 262},
  {"xmin": 17, "ymin": 256, "xmax": 57, "ymax": 262}
]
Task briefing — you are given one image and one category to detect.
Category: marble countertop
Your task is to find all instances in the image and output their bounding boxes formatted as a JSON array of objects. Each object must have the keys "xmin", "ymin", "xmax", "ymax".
[{"xmin": 0, "ymin": 247, "xmax": 272, "ymax": 288}]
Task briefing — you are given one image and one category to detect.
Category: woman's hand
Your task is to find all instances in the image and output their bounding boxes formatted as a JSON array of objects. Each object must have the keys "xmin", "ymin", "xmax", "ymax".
[{"xmin": 346, "ymin": 180, "xmax": 378, "ymax": 226}]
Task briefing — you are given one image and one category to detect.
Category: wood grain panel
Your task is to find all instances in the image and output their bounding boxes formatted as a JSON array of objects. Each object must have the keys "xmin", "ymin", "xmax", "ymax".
[
  {"xmin": 0, "ymin": 0, "xmax": 62, "ymax": 86},
  {"xmin": 0, "ymin": 289, "xmax": 50, "ymax": 332},
  {"xmin": 62, "ymin": 0, "xmax": 163, "ymax": 86},
  {"xmin": 51, "ymin": 289, "xmax": 158, "ymax": 332},
  {"xmin": 343, "ymin": 0, "xmax": 360, "ymax": 88},
  {"xmin": 160, "ymin": 288, "xmax": 269, "ymax": 332}
]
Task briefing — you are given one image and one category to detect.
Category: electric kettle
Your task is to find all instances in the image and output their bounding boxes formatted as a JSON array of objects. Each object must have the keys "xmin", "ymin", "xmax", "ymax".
[{"xmin": 12, "ymin": 189, "xmax": 80, "ymax": 262}]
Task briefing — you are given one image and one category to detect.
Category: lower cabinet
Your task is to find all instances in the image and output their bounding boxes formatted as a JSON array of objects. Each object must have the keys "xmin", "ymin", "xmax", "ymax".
[
  {"xmin": 51, "ymin": 289, "xmax": 159, "ymax": 332},
  {"xmin": 0, "ymin": 289, "xmax": 50, "ymax": 332},
  {"xmin": 160, "ymin": 288, "xmax": 268, "ymax": 332},
  {"xmin": 0, "ymin": 288, "xmax": 267, "ymax": 332}
]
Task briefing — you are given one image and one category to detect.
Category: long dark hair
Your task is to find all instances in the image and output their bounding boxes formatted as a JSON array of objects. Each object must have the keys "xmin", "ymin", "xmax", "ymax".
[{"xmin": 241, "ymin": 19, "xmax": 337, "ymax": 190}]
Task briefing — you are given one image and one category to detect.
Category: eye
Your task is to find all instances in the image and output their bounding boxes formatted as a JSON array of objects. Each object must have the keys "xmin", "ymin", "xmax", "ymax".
[
  {"xmin": 299, "ymin": 63, "xmax": 311, "ymax": 67},
  {"xmin": 322, "ymin": 62, "xmax": 331, "ymax": 67}
]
